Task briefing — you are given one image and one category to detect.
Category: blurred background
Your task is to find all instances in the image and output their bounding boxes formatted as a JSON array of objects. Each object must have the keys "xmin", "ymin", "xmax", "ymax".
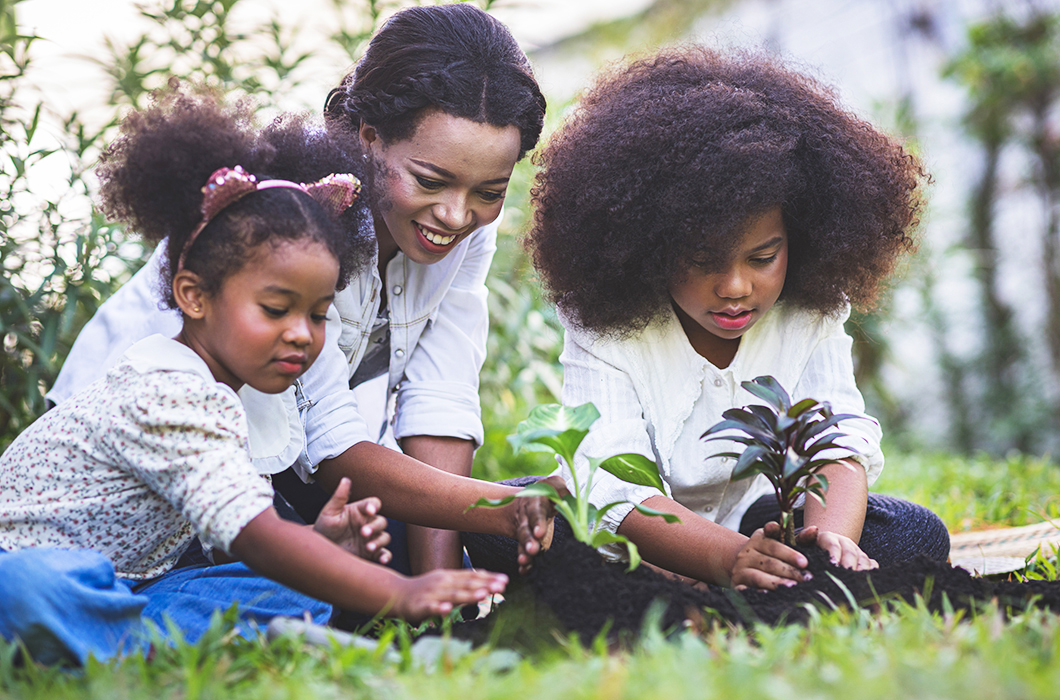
[{"xmin": 2, "ymin": 0, "xmax": 1059, "ymax": 487}]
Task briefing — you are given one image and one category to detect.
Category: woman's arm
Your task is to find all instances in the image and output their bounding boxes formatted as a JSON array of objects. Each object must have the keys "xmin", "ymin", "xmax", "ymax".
[
  {"xmin": 230, "ymin": 507, "xmax": 506, "ymax": 622},
  {"xmin": 314, "ymin": 442, "xmax": 557, "ymax": 574},
  {"xmin": 400, "ymin": 435, "xmax": 474, "ymax": 572}
]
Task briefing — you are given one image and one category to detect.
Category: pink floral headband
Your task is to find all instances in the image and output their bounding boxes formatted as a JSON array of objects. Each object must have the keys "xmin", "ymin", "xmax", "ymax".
[{"xmin": 177, "ymin": 165, "xmax": 362, "ymax": 272}]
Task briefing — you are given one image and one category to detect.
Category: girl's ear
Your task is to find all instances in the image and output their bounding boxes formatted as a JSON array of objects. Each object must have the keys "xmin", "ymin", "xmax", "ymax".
[{"xmin": 172, "ymin": 270, "xmax": 207, "ymax": 320}]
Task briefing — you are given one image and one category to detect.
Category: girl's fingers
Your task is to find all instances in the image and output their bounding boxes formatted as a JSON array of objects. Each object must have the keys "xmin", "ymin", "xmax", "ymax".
[{"xmin": 320, "ymin": 477, "xmax": 351, "ymax": 515}]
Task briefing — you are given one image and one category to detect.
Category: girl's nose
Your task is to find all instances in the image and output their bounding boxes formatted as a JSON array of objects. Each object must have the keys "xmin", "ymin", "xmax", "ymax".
[
  {"xmin": 715, "ymin": 268, "xmax": 752, "ymax": 299},
  {"xmin": 284, "ymin": 317, "xmax": 312, "ymax": 346}
]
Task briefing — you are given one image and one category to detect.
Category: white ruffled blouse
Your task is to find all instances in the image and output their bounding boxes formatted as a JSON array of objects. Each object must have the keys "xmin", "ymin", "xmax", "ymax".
[{"xmin": 558, "ymin": 303, "xmax": 884, "ymax": 560}]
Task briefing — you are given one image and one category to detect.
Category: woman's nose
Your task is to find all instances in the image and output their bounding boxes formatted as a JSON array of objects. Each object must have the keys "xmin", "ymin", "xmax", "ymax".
[{"xmin": 434, "ymin": 192, "xmax": 473, "ymax": 231}]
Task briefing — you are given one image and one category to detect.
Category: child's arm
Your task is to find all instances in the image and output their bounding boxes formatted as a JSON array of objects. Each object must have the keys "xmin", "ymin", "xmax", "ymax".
[
  {"xmin": 229, "ymin": 506, "xmax": 507, "ymax": 622},
  {"xmin": 802, "ymin": 459, "xmax": 876, "ymax": 570},
  {"xmin": 314, "ymin": 442, "xmax": 557, "ymax": 574},
  {"xmin": 617, "ymin": 495, "xmax": 812, "ymax": 589}
]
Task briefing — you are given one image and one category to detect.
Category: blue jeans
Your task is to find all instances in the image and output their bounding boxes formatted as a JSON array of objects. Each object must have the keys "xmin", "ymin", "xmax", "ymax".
[{"xmin": 0, "ymin": 546, "xmax": 330, "ymax": 665}]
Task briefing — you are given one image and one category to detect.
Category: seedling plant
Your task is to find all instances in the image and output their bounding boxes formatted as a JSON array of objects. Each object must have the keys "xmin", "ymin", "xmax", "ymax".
[
  {"xmin": 702, "ymin": 375, "xmax": 858, "ymax": 547},
  {"xmin": 470, "ymin": 402, "xmax": 678, "ymax": 570}
]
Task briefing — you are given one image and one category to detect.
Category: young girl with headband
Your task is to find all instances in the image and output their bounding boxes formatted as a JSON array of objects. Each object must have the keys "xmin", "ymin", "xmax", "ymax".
[
  {"xmin": 47, "ymin": 2, "xmax": 553, "ymax": 576},
  {"xmin": 0, "ymin": 89, "xmax": 513, "ymax": 665},
  {"xmin": 511, "ymin": 47, "xmax": 950, "ymax": 589}
]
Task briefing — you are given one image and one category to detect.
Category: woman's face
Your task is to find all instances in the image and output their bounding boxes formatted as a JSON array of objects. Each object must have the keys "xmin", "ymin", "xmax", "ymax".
[{"xmin": 360, "ymin": 110, "xmax": 522, "ymax": 265}]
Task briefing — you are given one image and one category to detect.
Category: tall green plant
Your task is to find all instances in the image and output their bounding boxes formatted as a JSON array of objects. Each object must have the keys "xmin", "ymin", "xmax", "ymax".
[
  {"xmin": 470, "ymin": 402, "xmax": 678, "ymax": 571},
  {"xmin": 702, "ymin": 376, "xmax": 857, "ymax": 547}
]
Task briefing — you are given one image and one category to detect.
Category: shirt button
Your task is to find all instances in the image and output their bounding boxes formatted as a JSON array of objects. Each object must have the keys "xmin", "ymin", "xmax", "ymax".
[
  {"xmin": 713, "ymin": 378, "xmax": 723, "ymax": 387},
  {"xmin": 395, "ymin": 348, "xmax": 405, "ymax": 359},
  {"xmin": 704, "ymin": 506, "xmax": 714, "ymax": 513},
  {"xmin": 392, "ymin": 284, "xmax": 403, "ymax": 296}
]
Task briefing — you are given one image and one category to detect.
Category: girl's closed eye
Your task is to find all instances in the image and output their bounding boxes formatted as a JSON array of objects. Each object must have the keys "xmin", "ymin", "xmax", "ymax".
[{"xmin": 262, "ymin": 305, "xmax": 287, "ymax": 318}]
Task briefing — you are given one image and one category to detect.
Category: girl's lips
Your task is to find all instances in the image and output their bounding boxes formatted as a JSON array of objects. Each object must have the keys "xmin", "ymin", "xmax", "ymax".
[
  {"xmin": 711, "ymin": 310, "xmax": 753, "ymax": 331},
  {"xmin": 274, "ymin": 358, "xmax": 306, "ymax": 374}
]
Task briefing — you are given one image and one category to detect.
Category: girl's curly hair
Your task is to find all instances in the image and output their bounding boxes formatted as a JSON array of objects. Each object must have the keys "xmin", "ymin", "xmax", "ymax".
[
  {"xmin": 527, "ymin": 46, "xmax": 927, "ymax": 336},
  {"xmin": 324, "ymin": 3, "xmax": 546, "ymax": 159},
  {"xmin": 97, "ymin": 85, "xmax": 374, "ymax": 308}
]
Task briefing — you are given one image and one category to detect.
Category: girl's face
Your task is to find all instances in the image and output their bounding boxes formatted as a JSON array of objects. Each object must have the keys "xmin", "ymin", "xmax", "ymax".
[
  {"xmin": 669, "ymin": 207, "xmax": 788, "ymax": 363},
  {"xmin": 359, "ymin": 110, "xmax": 522, "ymax": 265},
  {"xmin": 176, "ymin": 240, "xmax": 339, "ymax": 394}
]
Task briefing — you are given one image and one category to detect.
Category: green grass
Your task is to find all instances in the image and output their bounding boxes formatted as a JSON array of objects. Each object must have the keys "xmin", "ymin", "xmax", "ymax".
[
  {"xmin": 4, "ymin": 449, "xmax": 1060, "ymax": 698},
  {"xmin": 875, "ymin": 449, "xmax": 1060, "ymax": 531}
]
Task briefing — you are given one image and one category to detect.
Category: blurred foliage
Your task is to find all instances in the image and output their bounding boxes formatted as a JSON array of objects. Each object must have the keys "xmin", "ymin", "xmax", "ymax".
[{"xmin": 941, "ymin": 11, "xmax": 1060, "ymax": 455}]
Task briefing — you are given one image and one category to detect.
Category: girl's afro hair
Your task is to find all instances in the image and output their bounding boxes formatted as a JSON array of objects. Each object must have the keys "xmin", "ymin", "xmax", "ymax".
[{"xmin": 527, "ymin": 46, "xmax": 927, "ymax": 336}]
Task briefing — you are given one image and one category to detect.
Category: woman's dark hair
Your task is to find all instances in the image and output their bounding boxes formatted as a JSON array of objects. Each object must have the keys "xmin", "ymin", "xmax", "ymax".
[
  {"xmin": 528, "ymin": 46, "xmax": 927, "ymax": 337},
  {"xmin": 97, "ymin": 85, "xmax": 373, "ymax": 308},
  {"xmin": 324, "ymin": 3, "xmax": 546, "ymax": 159}
]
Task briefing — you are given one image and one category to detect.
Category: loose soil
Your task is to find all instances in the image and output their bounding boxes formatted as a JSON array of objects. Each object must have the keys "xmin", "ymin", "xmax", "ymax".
[{"xmin": 453, "ymin": 537, "xmax": 1060, "ymax": 645}]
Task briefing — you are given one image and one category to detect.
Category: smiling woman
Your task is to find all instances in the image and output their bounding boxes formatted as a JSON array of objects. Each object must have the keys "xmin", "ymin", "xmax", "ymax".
[{"xmin": 46, "ymin": 2, "xmax": 553, "ymax": 598}]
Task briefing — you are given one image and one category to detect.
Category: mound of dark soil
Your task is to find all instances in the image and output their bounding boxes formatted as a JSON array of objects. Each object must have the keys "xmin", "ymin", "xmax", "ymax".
[{"xmin": 454, "ymin": 538, "xmax": 1060, "ymax": 645}]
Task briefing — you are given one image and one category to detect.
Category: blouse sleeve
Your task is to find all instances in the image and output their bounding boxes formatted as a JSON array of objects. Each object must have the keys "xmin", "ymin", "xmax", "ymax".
[
  {"xmin": 113, "ymin": 372, "xmax": 275, "ymax": 554},
  {"xmin": 560, "ymin": 327, "xmax": 668, "ymax": 534},
  {"xmin": 390, "ymin": 219, "xmax": 497, "ymax": 447},
  {"xmin": 792, "ymin": 308, "xmax": 885, "ymax": 486}
]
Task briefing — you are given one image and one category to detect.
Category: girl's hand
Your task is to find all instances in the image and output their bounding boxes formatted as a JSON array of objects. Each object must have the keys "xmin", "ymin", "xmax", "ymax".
[
  {"xmin": 313, "ymin": 477, "xmax": 392, "ymax": 564},
  {"xmin": 801, "ymin": 525, "xmax": 877, "ymax": 571},
  {"xmin": 730, "ymin": 521, "xmax": 813, "ymax": 590},
  {"xmin": 392, "ymin": 569, "xmax": 508, "ymax": 622},
  {"xmin": 510, "ymin": 475, "xmax": 567, "ymax": 575}
]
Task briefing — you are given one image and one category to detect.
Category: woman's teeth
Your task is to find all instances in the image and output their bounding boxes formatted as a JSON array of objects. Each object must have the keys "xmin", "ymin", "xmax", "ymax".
[{"xmin": 416, "ymin": 223, "xmax": 456, "ymax": 246}]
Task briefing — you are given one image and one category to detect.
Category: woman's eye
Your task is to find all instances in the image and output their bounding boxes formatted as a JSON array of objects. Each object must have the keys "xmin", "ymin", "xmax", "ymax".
[
  {"xmin": 479, "ymin": 190, "xmax": 505, "ymax": 203},
  {"xmin": 262, "ymin": 306, "xmax": 286, "ymax": 318},
  {"xmin": 415, "ymin": 175, "xmax": 444, "ymax": 190},
  {"xmin": 751, "ymin": 254, "xmax": 779, "ymax": 266}
]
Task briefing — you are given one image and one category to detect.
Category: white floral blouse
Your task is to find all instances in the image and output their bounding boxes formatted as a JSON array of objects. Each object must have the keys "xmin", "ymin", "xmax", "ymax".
[{"xmin": 0, "ymin": 335, "xmax": 274, "ymax": 580}]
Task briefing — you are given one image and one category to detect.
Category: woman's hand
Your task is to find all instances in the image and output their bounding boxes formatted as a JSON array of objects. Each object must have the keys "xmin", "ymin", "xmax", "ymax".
[
  {"xmin": 802, "ymin": 525, "xmax": 877, "ymax": 571},
  {"xmin": 312, "ymin": 477, "xmax": 392, "ymax": 564},
  {"xmin": 730, "ymin": 521, "xmax": 813, "ymax": 590},
  {"xmin": 391, "ymin": 569, "xmax": 508, "ymax": 623},
  {"xmin": 509, "ymin": 475, "xmax": 567, "ymax": 575}
]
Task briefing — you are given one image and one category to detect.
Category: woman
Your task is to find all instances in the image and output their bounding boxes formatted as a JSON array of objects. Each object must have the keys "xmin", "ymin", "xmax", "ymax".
[{"xmin": 48, "ymin": 3, "xmax": 552, "ymax": 576}]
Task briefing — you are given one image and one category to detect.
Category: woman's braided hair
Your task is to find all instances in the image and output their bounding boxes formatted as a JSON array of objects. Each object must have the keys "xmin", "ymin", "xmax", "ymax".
[{"xmin": 324, "ymin": 3, "xmax": 545, "ymax": 158}]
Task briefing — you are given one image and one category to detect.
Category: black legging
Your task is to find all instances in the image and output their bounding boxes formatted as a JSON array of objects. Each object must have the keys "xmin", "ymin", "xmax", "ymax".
[
  {"xmin": 462, "ymin": 477, "xmax": 950, "ymax": 576},
  {"xmin": 737, "ymin": 493, "xmax": 950, "ymax": 567}
]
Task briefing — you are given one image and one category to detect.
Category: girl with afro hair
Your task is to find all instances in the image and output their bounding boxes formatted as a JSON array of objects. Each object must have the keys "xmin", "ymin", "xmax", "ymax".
[{"xmin": 523, "ymin": 47, "xmax": 950, "ymax": 590}]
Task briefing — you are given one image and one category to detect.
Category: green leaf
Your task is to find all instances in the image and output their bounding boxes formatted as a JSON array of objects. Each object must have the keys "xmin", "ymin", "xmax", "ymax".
[
  {"xmin": 702, "ymin": 416, "xmax": 782, "ymax": 450},
  {"xmin": 742, "ymin": 375, "xmax": 791, "ymax": 412},
  {"xmin": 795, "ymin": 412, "xmax": 860, "ymax": 445},
  {"xmin": 590, "ymin": 530, "xmax": 641, "ymax": 571},
  {"xmin": 787, "ymin": 397, "xmax": 820, "ymax": 417},
  {"xmin": 731, "ymin": 445, "xmax": 769, "ymax": 480},
  {"xmin": 632, "ymin": 502, "xmax": 681, "ymax": 524},
  {"xmin": 463, "ymin": 479, "xmax": 561, "ymax": 512},
  {"xmin": 507, "ymin": 402, "xmax": 600, "ymax": 469},
  {"xmin": 782, "ymin": 447, "xmax": 808, "ymax": 478},
  {"xmin": 595, "ymin": 453, "xmax": 667, "ymax": 494},
  {"xmin": 466, "ymin": 495, "xmax": 516, "ymax": 511}
]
